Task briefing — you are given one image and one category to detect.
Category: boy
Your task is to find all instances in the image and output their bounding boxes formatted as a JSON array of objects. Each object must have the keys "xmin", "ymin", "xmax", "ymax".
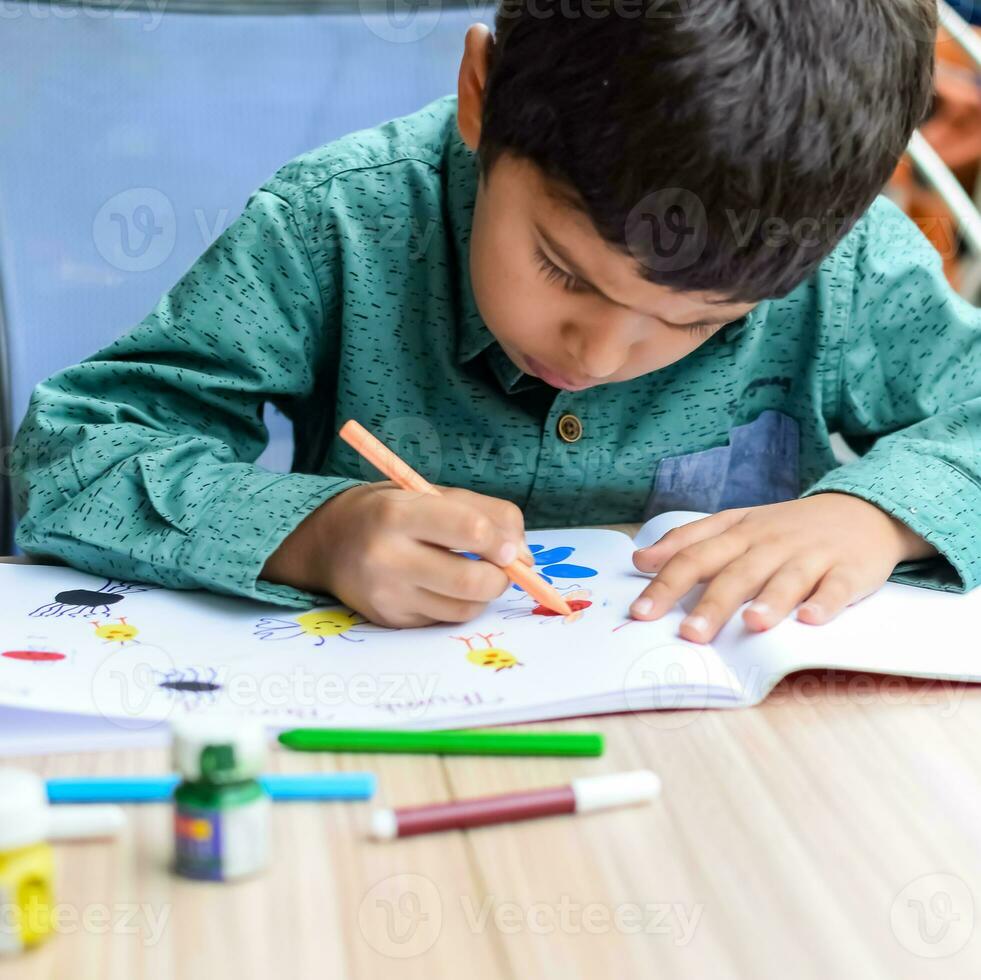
[{"xmin": 12, "ymin": 0, "xmax": 980, "ymax": 646}]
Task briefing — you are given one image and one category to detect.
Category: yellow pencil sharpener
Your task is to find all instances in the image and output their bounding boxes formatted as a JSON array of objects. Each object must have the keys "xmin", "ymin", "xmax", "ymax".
[{"xmin": 0, "ymin": 771, "xmax": 55, "ymax": 956}]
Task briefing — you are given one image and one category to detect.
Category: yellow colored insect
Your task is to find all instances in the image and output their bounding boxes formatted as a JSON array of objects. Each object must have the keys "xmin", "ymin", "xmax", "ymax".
[
  {"xmin": 254, "ymin": 608, "xmax": 393, "ymax": 647},
  {"xmin": 89, "ymin": 617, "xmax": 140, "ymax": 646},
  {"xmin": 451, "ymin": 632, "xmax": 523, "ymax": 672}
]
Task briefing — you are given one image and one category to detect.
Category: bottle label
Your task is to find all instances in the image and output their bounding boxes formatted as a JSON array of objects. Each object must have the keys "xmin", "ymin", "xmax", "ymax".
[{"xmin": 174, "ymin": 797, "xmax": 270, "ymax": 881}]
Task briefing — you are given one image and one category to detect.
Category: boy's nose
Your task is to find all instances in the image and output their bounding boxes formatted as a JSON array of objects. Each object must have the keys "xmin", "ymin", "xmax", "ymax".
[{"xmin": 568, "ymin": 320, "xmax": 633, "ymax": 381}]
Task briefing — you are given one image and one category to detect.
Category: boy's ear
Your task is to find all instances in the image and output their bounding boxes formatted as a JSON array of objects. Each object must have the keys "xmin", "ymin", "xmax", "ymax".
[{"xmin": 457, "ymin": 23, "xmax": 494, "ymax": 152}]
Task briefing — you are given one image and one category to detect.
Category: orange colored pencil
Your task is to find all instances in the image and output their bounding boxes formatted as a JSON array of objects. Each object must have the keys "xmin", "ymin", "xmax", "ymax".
[{"xmin": 338, "ymin": 419, "xmax": 572, "ymax": 616}]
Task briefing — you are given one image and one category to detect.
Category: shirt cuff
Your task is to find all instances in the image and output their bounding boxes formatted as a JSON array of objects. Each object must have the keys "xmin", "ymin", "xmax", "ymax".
[
  {"xmin": 802, "ymin": 453, "xmax": 981, "ymax": 593},
  {"xmin": 179, "ymin": 469, "xmax": 366, "ymax": 608}
]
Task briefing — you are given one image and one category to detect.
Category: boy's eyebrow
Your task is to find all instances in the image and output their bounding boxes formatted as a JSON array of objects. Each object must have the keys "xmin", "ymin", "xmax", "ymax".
[{"xmin": 536, "ymin": 226, "xmax": 735, "ymax": 327}]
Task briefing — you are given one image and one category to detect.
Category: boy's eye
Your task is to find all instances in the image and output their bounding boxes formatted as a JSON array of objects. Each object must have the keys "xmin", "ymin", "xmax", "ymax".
[
  {"xmin": 533, "ymin": 244, "xmax": 726, "ymax": 336},
  {"xmin": 534, "ymin": 246, "xmax": 587, "ymax": 293}
]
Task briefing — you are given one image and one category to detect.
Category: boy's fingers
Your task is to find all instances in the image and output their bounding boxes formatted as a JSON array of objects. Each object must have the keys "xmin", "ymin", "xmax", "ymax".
[
  {"xmin": 414, "ymin": 546, "xmax": 512, "ymax": 603},
  {"xmin": 629, "ymin": 533, "xmax": 750, "ymax": 620},
  {"xmin": 739, "ymin": 560, "xmax": 830, "ymax": 634},
  {"xmin": 675, "ymin": 555, "xmax": 782, "ymax": 643},
  {"xmin": 398, "ymin": 493, "xmax": 524, "ymax": 565},
  {"xmin": 464, "ymin": 491, "xmax": 534, "ymax": 565},
  {"xmin": 796, "ymin": 567, "xmax": 865, "ymax": 626},
  {"xmin": 633, "ymin": 508, "xmax": 747, "ymax": 571},
  {"xmin": 413, "ymin": 586, "xmax": 491, "ymax": 625}
]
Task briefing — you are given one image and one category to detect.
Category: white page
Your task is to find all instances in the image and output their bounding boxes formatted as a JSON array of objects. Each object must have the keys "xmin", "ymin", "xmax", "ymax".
[
  {"xmin": 0, "ymin": 525, "xmax": 742, "ymax": 744},
  {"xmin": 631, "ymin": 511, "xmax": 981, "ymax": 703},
  {"xmin": 0, "ymin": 705, "xmax": 171, "ymax": 756},
  {"xmin": 8, "ymin": 510, "xmax": 975, "ymax": 755}
]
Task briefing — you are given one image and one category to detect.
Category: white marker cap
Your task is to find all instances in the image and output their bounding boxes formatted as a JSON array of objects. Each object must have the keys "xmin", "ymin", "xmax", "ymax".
[
  {"xmin": 171, "ymin": 715, "xmax": 267, "ymax": 782},
  {"xmin": 570, "ymin": 770, "xmax": 661, "ymax": 813},
  {"xmin": 369, "ymin": 808, "xmax": 398, "ymax": 841},
  {"xmin": 47, "ymin": 805, "xmax": 127, "ymax": 841},
  {"xmin": 0, "ymin": 771, "xmax": 128, "ymax": 846},
  {"xmin": 0, "ymin": 769, "xmax": 48, "ymax": 850}
]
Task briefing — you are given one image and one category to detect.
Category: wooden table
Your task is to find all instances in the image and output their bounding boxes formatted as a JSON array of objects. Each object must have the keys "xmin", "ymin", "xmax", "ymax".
[{"xmin": 3, "ymin": 526, "xmax": 981, "ymax": 979}]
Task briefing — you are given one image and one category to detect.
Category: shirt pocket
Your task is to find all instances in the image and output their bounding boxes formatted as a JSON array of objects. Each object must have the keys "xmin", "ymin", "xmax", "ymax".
[{"xmin": 643, "ymin": 410, "xmax": 801, "ymax": 520}]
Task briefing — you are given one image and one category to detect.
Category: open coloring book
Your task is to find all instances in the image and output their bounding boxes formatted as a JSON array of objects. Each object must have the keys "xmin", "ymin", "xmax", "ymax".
[{"xmin": 1, "ymin": 510, "xmax": 980, "ymax": 743}]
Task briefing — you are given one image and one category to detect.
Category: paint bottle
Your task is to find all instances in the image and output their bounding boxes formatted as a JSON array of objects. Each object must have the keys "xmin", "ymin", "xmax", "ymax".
[
  {"xmin": 172, "ymin": 717, "xmax": 270, "ymax": 881},
  {"xmin": 0, "ymin": 771, "xmax": 55, "ymax": 956}
]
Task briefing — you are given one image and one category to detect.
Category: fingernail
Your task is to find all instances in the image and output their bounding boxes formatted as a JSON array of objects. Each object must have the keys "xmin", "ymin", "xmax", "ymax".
[
  {"xmin": 682, "ymin": 614, "xmax": 709, "ymax": 636},
  {"xmin": 747, "ymin": 601, "xmax": 770, "ymax": 618},
  {"xmin": 631, "ymin": 598, "xmax": 653, "ymax": 617},
  {"xmin": 799, "ymin": 602, "xmax": 822, "ymax": 620},
  {"xmin": 498, "ymin": 542, "xmax": 517, "ymax": 565}
]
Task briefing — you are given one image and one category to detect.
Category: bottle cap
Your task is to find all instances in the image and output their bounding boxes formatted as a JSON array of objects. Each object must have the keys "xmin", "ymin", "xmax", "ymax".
[
  {"xmin": 171, "ymin": 716, "xmax": 267, "ymax": 783},
  {"xmin": 0, "ymin": 769, "xmax": 48, "ymax": 850}
]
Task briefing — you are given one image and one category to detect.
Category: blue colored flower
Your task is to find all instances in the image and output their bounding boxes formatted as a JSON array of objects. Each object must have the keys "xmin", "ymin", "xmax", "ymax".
[{"xmin": 460, "ymin": 543, "xmax": 597, "ymax": 591}]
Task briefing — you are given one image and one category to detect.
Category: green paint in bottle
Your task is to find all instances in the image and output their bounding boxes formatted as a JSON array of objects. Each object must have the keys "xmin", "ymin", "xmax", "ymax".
[{"xmin": 172, "ymin": 717, "xmax": 270, "ymax": 881}]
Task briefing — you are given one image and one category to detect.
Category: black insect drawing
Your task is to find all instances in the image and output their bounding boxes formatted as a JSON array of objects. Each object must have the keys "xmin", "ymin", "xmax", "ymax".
[
  {"xmin": 155, "ymin": 667, "xmax": 223, "ymax": 710},
  {"xmin": 30, "ymin": 580, "xmax": 154, "ymax": 619}
]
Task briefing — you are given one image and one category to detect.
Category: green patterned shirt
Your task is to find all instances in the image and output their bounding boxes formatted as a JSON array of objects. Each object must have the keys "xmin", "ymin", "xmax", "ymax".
[{"xmin": 13, "ymin": 96, "xmax": 981, "ymax": 606}]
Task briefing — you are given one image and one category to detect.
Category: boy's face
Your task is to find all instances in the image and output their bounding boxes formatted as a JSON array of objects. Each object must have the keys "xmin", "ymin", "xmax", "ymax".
[{"xmin": 468, "ymin": 153, "xmax": 756, "ymax": 391}]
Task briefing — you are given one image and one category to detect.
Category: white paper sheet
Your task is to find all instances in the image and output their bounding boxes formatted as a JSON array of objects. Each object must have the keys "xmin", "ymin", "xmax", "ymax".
[
  {"xmin": 0, "ymin": 521, "xmax": 741, "ymax": 745},
  {"xmin": 3, "ymin": 510, "xmax": 978, "ymax": 755}
]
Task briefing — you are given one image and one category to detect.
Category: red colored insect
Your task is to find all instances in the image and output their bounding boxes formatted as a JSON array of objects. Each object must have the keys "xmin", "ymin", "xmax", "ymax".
[{"xmin": 2, "ymin": 650, "xmax": 66, "ymax": 662}]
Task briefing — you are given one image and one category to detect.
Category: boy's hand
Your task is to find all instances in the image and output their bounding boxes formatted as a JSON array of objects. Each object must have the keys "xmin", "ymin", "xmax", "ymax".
[
  {"xmin": 262, "ymin": 482, "xmax": 534, "ymax": 628},
  {"xmin": 629, "ymin": 493, "xmax": 938, "ymax": 643}
]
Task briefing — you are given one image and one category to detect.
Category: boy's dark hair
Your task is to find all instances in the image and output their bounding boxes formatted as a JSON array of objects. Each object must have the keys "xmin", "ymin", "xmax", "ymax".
[{"xmin": 479, "ymin": 0, "xmax": 937, "ymax": 303}]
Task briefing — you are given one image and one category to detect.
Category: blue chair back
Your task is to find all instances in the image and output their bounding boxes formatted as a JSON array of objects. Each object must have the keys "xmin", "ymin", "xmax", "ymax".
[{"xmin": 0, "ymin": 0, "xmax": 492, "ymax": 551}]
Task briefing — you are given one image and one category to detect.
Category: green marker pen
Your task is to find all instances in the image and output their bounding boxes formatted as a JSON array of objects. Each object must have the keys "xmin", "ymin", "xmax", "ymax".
[{"xmin": 172, "ymin": 717, "xmax": 270, "ymax": 882}]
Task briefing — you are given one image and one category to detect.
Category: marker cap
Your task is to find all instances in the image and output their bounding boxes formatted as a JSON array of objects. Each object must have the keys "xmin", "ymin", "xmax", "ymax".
[
  {"xmin": 172, "ymin": 716, "xmax": 267, "ymax": 783},
  {"xmin": 0, "ymin": 769, "xmax": 48, "ymax": 850},
  {"xmin": 47, "ymin": 806, "xmax": 127, "ymax": 841},
  {"xmin": 570, "ymin": 770, "xmax": 661, "ymax": 812}
]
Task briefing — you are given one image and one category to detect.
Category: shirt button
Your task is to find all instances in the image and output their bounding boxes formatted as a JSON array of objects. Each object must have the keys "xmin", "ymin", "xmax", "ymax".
[{"xmin": 557, "ymin": 413, "xmax": 583, "ymax": 443}]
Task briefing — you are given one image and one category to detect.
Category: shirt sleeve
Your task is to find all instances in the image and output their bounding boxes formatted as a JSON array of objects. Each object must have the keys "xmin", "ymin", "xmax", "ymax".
[
  {"xmin": 802, "ymin": 197, "xmax": 981, "ymax": 593},
  {"xmin": 11, "ymin": 188, "xmax": 365, "ymax": 607}
]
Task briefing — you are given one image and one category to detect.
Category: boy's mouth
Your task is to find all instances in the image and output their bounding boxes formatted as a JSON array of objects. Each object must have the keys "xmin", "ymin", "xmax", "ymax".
[{"xmin": 523, "ymin": 354, "xmax": 592, "ymax": 392}]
